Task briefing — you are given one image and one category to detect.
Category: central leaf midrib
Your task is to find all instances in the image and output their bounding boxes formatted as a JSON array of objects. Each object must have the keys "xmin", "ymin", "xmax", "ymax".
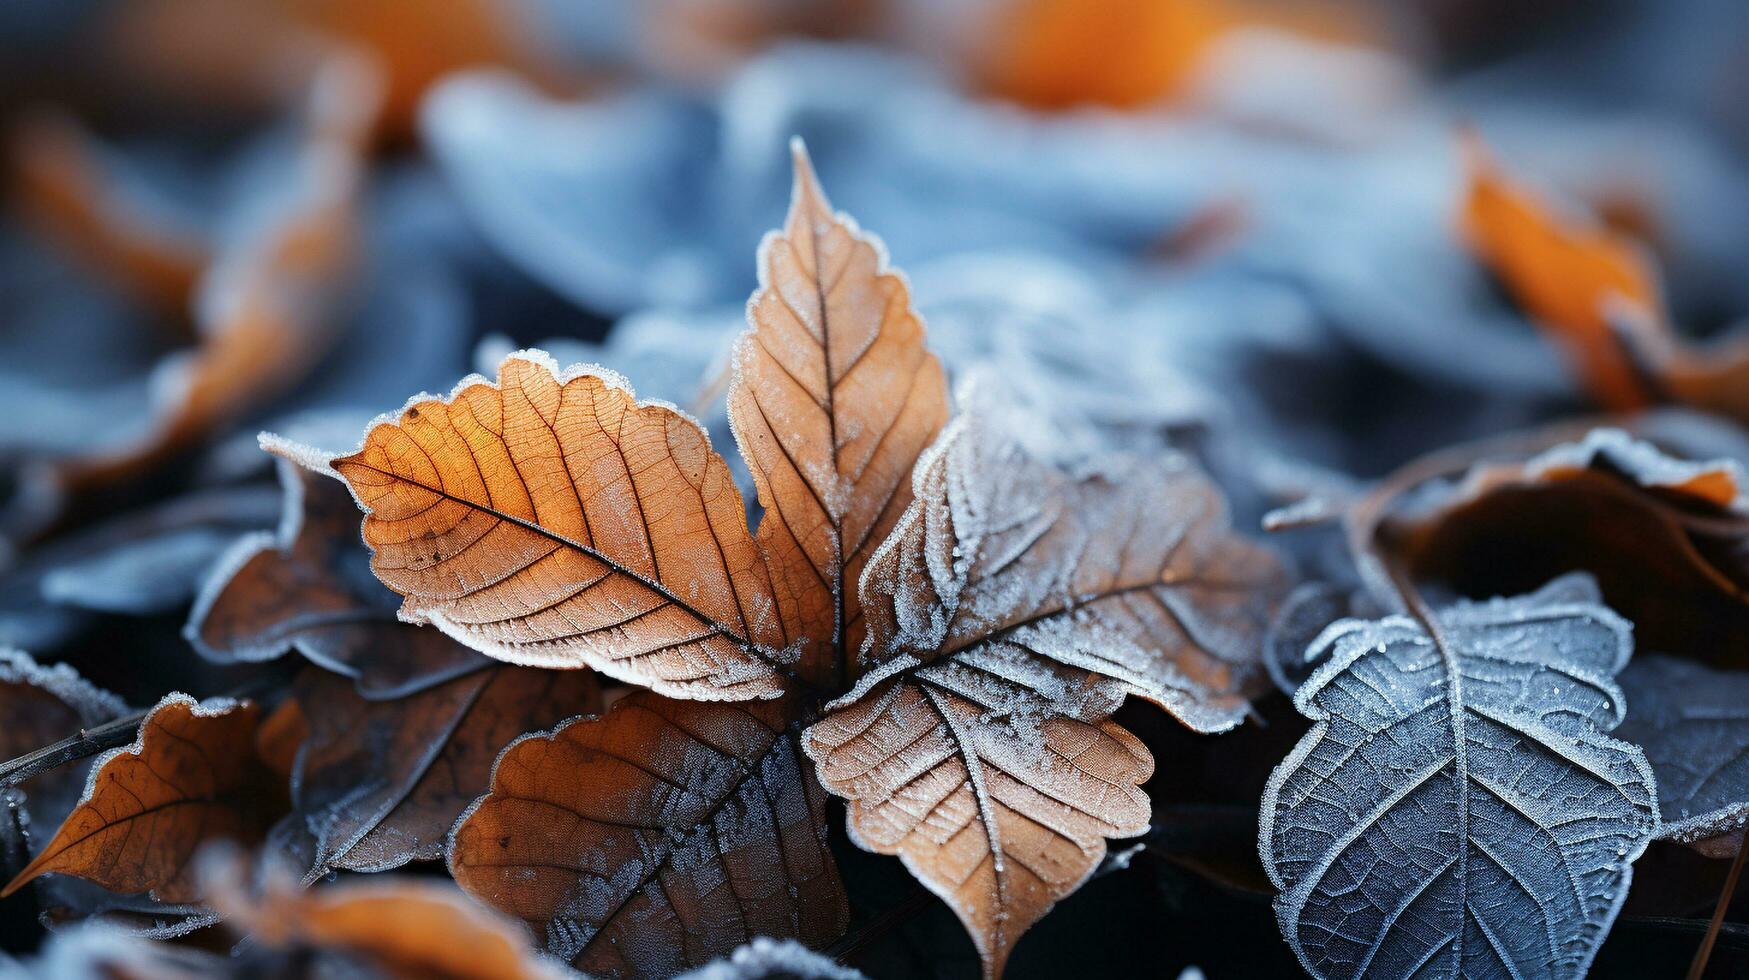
[{"xmin": 351, "ymin": 462, "xmax": 785, "ymax": 666}]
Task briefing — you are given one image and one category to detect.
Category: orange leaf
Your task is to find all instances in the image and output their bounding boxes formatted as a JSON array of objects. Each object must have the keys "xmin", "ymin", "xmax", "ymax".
[
  {"xmin": 206, "ymin": 860, "xmax": 568, "ymax": 980},
  {"xmin": 731, "ymin": 140, "xmax": 949, "ymax": 688},
  {"xmin": 278, "ymin": 354, "xmax": 794, "ymax": 700},
  {"xmin": 447, "ymin": 691, "xmax": 848, "ymax": 975},
  {"xmin": 1459, "ymin": 133, "xmax": 1662, "ymax": 411},
  {"xmin": 2, "ymin": 694, "xmax": 279, "ymax": 903}
]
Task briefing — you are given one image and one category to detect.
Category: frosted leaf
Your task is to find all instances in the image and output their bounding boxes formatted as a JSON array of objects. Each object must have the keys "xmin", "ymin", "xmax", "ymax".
[
  {"xmin": 805, "ymin": 398, "xmax": 1285, "ymax": 978},
  {"xmin": 1616, "ymin": 655, "xmax": 1749, "ymax": 856},
  {"xmin": 859, "ymin": 395, "xmax": 1287, "ymax": 732},
  {"xmin": 1260, "ymin": 581, "xmax": 1658, "ymax": 980},
  {"xmin": 676, "ymin": 937, "xmax": 866, "ymax": 980}
]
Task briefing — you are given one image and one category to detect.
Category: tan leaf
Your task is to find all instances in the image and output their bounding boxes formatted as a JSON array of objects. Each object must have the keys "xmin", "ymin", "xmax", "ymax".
[
  {"xmin": 289, "ymin": 663, "xmax": 600, "ymax": 877},
  {"xmin": 1, "ymin": 694, "xmax": 279, "ymax": 903},
  {"xmin": 447, "ymin": 691, "xmax": 848, "ymax": 977},
  {"xmin": 731, "ymin": 140, "xmax": 949, "ymax": 688},
  {"xmin": 278, "ymin": 353, "xmax": 793, "ymax": 700},
  {"xmin": 805, "ymin": 405, "xmax": 1285, "ymax": 977}
]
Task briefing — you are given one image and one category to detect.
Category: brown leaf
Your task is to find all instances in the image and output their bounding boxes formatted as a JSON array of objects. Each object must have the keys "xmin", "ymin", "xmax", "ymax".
[
  {"xmin": 805, "ymin": 405, "xmax": 1286, "ymax": 977},
  {"xmin": 1380, "ymin": 426, "xmax": 1749, "ymax": 665},
  {"xmin": 447, "ymin": 691, "xmax": 848, "ymax": 977},
  {"xmin": 289, "ymin": 663, "xmax": 600, "ymax": 877},
  {"xmin": 205, "ymin": 857, "xmax": 568, "ymax": 980},
  {"xmin": 731, "ymin": 141, "xmax": 949, "ymax": 688},
  {"xmin": 280, "ymin": 352, "xmax": 794, "ymax": 700},
  {"xmin": 1, "ymin": 694, "xmax": 279, "ymax": 903},
  {"xmin": 255, "ymin": 697, "xmax": 308, "ymax": 783},
  {"xmin": 188, "ymin": 458, "xmax": 487, "ymax": 698}
]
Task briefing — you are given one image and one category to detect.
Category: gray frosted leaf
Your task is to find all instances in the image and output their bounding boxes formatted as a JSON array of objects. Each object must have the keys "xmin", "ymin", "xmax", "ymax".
[
  {"xmin": 1616, "ymin": 654, "xmax": 1749, "ymax": 856},
  {"xmin": 1260, "ymin": 583, "xmax": 1658, "ymax": 980}
]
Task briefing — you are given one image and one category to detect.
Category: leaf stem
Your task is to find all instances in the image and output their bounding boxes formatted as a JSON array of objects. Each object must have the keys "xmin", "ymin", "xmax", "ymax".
[
  {"xmin": 1688, "ymin": 829, "xmax": 1749, "ymax": 980},
  {"xmin": 0, "ymin": 676, "xmax": 281, "ymax": 788}
]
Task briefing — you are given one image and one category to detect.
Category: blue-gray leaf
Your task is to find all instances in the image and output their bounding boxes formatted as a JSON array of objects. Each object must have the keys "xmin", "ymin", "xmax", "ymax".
[{"xmin": 1260, "ymin": 580, "xmax": 1658, "ymax": 980}]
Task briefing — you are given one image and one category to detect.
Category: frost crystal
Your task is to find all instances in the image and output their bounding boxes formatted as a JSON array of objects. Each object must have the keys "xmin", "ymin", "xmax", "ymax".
[{"xmin": 1260, "ymin": 578, "xmax": 1658, "ymax": 979}]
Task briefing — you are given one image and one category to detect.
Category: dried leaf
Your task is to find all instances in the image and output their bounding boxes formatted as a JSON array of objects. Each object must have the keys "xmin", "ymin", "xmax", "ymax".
[
  {"xmin": 730, "ymin": 140, "xmax": 949, "ymax": 687},
  {"xmin": 1461, "ymin": 132, "xmax": 1662, "ymax": 410},
  {"xmin": 1260, "ymin": 580, "xmax": 1658, "ymax": 980},
  {"xmin": 1, "ymin": 694, "xmax": 279, "ymax": 904},
  {"xmin": 204, "ymin": 858, "xmax": 569, "ymax": 980},
  {"xmin": 188, "ymin": 458, "xmax": 486, "ymax": 698},
  {"xmin": 805, "ymin": 405, "xmax": 1285, "ymax": 977},
  {"xmin": 279, "ymin": 351, "xmax": 793, "ymax": 700},
  {"xmin": 35, "ymin": 54, "xmax": 381, "ymax": 504},
  {"xmin": 1461, "ymin": 134, "xmax": 1749, "ymax": 420},
  {"xmin": 447, "ymin": 691, "xmax": 848, "ymax": 976},
  {"xmin": 289, "ymin": 663, "xmax": 599, "ymax": 877},
  {"xmin": 1616, "ymin": 655, "xmax": 1749, "ymax": 857},
  {"xmin": 1387, "ymin": 427, "xmax": 1749, "ymax": 666},
  {"xmin": 9, "ymin": 112, "xmax": 209, "ymax": 317}
]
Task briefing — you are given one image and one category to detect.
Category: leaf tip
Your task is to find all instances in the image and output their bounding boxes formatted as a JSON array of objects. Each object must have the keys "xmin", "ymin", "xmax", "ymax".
[{"xmin": 259, "ymin": 431, "xmax": 340, "ymax": 479}]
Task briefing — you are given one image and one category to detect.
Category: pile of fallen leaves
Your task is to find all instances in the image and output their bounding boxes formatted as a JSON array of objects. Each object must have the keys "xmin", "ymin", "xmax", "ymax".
[{"xmin": 5, "ymin": 2, "xmax": 1749, "ymax": 979}]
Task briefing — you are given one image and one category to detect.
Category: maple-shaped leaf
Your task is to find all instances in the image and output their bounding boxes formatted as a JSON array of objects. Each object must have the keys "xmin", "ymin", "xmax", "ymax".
[
  {"xmin": 730, "ymin": 140, "xmax": 949, "ymax": 689},
  {"xmin": 188, "ymin": 458, "xmax": 487, "ymax": 698},
  {"xmin": 288, "ymin": 663, "xmax": 600, "ymax": 878},
  {"xmin": 1461, "ymin": 134, "xmax": 1749, "ymax": 420},
  {"xmin": 1260, "ymin": 580, "xmax": 1658, "ymax": 980},
  {"xmin": 1386, "ymin": 427, "xmax": 1749, "ymax": 666},
  {"xmin": 2, "ymin": 694, "xmax": 280, "ymax": 904},
  {"xmin": 203, "ymin": 856, "xmax": 570, "ymax": 980},
  {"xmin": 447, "ymin": 690, "xmax": 848, "ymax": 977},
  {"xmin": 804, "ymin": 405, "xmax": 1286, "ymax": 978},
  {"xmin": 1617, "ymin": 654, "xmax": 1749, "ymax": 857},
  {"xmin": 270, "ymin": 142, "xmax": 948, "ymax": 699}
]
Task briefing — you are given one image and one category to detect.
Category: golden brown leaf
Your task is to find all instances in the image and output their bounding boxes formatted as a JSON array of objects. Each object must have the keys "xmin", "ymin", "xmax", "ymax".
[
  {"xmin": 205, "ymin": 858, "xmax": 568, "ymax": 980},
  {"xmin": 288, "ymin": 353, "xmax": 793, "ymax": 700},
  {"xmin": 255, "ymin": 697, "xmax": 308, "ymax": 783},
  {"xmin": 805, "ymin": 406, "xmax": 1285, "ymax": 977},
  {"xmin": 2, "ymin": 694, "xmax": 279, "ymax": 903},
  {"xmin": 188, "ymin": 458, "xmax": 487, "ymax": 698},
  {"xmin": 731, "ymin": 141, "xmax": 949, "ymax": 688},
  {"xmin": 289, "ymin": 663, "xmax": 600, "ymax": 877},
  {"xmin": 447, "ymin": 691, "xmax": 848, "ymax": 976}
]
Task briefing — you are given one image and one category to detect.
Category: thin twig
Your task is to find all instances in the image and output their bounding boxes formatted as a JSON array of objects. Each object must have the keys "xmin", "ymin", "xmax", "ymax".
[
  {"xmin": 1688, "ymin": 830, "xmax": 1749, "ymax": 980},
  {"xmin": 0, "ymin": 676, "xmax": 281, "ymax": 788}
]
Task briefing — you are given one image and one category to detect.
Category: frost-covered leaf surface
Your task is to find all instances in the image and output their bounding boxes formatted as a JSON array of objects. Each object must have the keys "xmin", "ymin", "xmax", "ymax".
[
  {"xmin": 1617, "ymin": 655, "xmax": 1749, "ymax": 853},
  {"xmin": 806, "ymin": 402, "xmax": 1284, "ymax": 977},
  {"xmin": 1261, "ymin": 580, "xmax": 1658, "ymax": 980},
  {"xmin": 447, "ymin": 691, "xmax": 847, "ymax": 976},
  {"xmin": 287, "ymin": 663, "xmax": 600, "ymax": 879},
  {"xmin": 2, "ymin": 694, "xmax": 279, "ymax": 905}
]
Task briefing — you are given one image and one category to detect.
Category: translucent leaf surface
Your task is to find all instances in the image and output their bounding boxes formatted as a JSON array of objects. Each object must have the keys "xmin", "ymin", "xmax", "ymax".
[
  {"xmin": 730, "ymin": 140, "xmax": 949, "ymax": 688},
  {"xmin": 1260, "ymin": 581, "xmax": 1658, "ymax": 980}
]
